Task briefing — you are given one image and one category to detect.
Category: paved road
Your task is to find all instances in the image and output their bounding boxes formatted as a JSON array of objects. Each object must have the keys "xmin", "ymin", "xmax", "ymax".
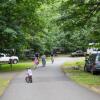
[{"xmin": 1, "ymin": 57, "xmax": 100, "ymax": 100}]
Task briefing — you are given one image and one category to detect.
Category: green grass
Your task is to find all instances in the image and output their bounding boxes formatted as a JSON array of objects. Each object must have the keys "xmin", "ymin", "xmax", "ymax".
[
  {"xmin": 0, "ymin": 56, "xmax": 51, "ymax": 72},
  {"xmin": 63, "ymin": 59, "xmax": 85, "ymax": 68},
  {"xmin": 62, "ymin": 59, "xmax": 100, "ymax": 86},
  {"xmin": 0, "ymin": 61, "xmax": 34, "ymax": 72}
]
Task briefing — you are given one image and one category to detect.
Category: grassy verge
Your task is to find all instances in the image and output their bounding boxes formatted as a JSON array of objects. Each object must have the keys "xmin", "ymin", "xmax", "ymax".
[
  {"xmin": 0, "ymin": 61, "xmax": 34, "ymax": 72},
  {"xmin": 0, "ymin": 56, "xmax": 51, "ymax": 72},
  {"xmin": 62, "ymin": 59, "xmax": 100, "ymax": 86}
]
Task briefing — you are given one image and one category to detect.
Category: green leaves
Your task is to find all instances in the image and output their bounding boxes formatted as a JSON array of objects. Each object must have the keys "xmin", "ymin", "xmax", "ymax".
[
  {"xmin": 56, "ymin": 0, "xmax": 100, "ymax": 51},
  {"xmin": 0, "ymin": 0, "xmax": 99, "ymax": 55}
]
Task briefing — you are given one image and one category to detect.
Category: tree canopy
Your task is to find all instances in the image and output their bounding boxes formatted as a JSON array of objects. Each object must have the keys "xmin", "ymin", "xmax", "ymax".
[{"xmin": 0, "ymin": 0, "xmax": 99, "ymax": 57}]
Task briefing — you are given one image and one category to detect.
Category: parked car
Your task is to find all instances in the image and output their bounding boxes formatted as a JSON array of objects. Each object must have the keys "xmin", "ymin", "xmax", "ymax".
[
  {"xmin": 71, "ymin": 50, "xmax": 85, "ymax": 57},
  {"xmin": 86, "ymin": 48, "xmax": 100, "ymax": 55},
  {"xmin": 0, "ymin": 53, "xmax": 19, "ymax": 64},
  {"xmin": 84, "ymin": 52, "xmax": 100, "ymax": 74}
]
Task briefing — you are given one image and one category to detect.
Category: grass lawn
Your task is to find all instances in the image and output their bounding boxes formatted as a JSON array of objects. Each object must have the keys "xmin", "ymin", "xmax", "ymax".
[
  {"xmin": 0, "ymin": 56, "xmax": 52, "ymax": 72},
  {"xmin": 62, "ymin": 59, "xmax": 100, "ymax": 86},
  {"xmin": 0, "ymin": 61, "xmax": 34, "ymax": 72}
]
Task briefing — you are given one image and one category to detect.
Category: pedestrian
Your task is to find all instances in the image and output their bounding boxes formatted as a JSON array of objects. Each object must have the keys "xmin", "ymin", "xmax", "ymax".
[
  {"xmin": 41, "ymin": 54, "xmax": 46, "ymax": 67},
  {"xmin": 34, "ymin": 57, "xmax": 39, "ymax": 69},
  {"xmin": 51, "ymin": 51, "xmax": 54, "ymax": 63},
  {"xmin": 34, "ymin": 51, "xmax": 39, "ymax": 65}
]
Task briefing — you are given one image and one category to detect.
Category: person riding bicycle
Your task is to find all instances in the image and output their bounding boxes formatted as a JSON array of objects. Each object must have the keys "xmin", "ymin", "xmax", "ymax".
[{"xmin": 25, "ymin": 68, "xmax": 33, "ymax": 83}]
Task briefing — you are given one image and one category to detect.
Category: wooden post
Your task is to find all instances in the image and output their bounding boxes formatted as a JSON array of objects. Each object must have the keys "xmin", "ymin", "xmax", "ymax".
[{"xmin": 10, "ymin": 59, "xmax": 13, "ymax": 71}]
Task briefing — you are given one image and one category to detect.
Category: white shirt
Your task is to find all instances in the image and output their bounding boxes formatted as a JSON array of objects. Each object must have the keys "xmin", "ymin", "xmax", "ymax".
[{"xmin": 28, "ymin": 69, "xmax": 32, "ymax": 76}]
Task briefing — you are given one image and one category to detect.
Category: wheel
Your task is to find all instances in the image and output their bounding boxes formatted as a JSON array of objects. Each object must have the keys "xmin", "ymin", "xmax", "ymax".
[
  {"xmin": 30, "ymin": 78, "xmax": 32, "ymax": 83},
  {"xmin": 25, "ymin": 77, "xmax": 29, "ymax": 83},
  {"xmin": 29, "ymin": 76, "xmax": 32, "ymax": 83},
  {"xmin": 13, "ymin": 59, "xmax": 18, "ymax": 64}
]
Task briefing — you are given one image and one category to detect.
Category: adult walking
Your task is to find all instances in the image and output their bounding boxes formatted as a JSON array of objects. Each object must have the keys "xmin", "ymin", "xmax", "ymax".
[
  {"xmin": 51, "ymin": 51, "xmax": 54, "ymax": 63},
  {"xmin": 34, "ymin": 51, "xmax": 39, "ymax": 68},
  {"xmin": 41, "ymin": 54, "xmax": 46, "ymax": 67},
  {"xmin": 34, "ymin": 57, "xmax": 39, "ymax": 69}
]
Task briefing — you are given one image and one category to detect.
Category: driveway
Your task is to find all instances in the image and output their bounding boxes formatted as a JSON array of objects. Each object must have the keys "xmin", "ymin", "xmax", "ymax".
[{"xmin": 0, "ymin": 57, "xmax": 100, "ymax": 100}]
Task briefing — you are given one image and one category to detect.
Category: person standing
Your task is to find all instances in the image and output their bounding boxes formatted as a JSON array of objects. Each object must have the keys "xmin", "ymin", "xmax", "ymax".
[
  {"xmin": 51, "ymin": 51, "xmax": 54, "ymax": 64},
  {"xmin": 34, "ymin": 57, "xmax": 39, "ymax": 69},
  {"xmin": 41, "ymin": 54, "xmax": 46, "ymax": 67},
  {"xmin": 34, "ymin": 52, "xmax": 39, "ymax": 65}
]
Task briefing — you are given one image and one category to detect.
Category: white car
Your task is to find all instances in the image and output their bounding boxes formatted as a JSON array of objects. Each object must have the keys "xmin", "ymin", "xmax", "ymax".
[
  {"xmin": 87, "ymin": 48, "xmax": 100, "ymax": 55},
  {"xmin": 0, "ymin": 53, "xmax": 19, "ymax": 64}
]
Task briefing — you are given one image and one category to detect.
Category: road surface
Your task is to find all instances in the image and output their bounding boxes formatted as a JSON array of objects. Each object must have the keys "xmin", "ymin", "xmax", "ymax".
[{"xmin": 0, "ymin": 57, "xmax": 100, "ymax": 100}]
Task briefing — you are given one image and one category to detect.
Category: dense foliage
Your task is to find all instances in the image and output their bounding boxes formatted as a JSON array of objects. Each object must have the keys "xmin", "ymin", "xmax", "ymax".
[
  {"xmin": 0, "ymin": 0, "xmax": 99, "ymax": 57},
  {"xmin": 57, "ymin": 0, "xmax": 100, "ymax": 51}
]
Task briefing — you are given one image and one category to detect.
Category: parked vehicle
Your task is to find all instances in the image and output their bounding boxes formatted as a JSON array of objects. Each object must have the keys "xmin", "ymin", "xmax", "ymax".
[
  {"xmin": 84, "ymin": 52, "xmax": 100, "ymax": 74},
  {"xmin": 71, "ymin": 50, "xmax": 85, "ymax": 57},
  {"xmin": 0, "ymin": 53, "xmax": 19, "ymax": 64},
  {"xmin": 87, "ymin": 48, "xmax": 99, "ymax": 55}
]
